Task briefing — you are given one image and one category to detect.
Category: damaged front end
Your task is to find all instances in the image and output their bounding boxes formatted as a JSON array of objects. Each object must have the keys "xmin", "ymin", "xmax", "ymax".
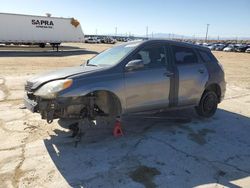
[
  {"xmin": 24, "ymin": 90, "xmax": 63, "ymax": 123},
  {"xmin": 25, "ymin": 93, "xmax": 108, "ymax": 124},
  {"xmin": 24, "ymin": 79, "xmax": 72, "ymax": 123},
  {"xmin": 24, "ymin": 77, "xmax": 121, "ymax": 124},
  {"xmin": 24, "ymin": 88, "xmax": 110, "ymax": 124}
]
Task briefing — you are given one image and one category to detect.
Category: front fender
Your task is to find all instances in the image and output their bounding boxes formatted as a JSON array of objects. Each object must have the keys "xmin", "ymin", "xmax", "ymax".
[{"xmin": 58, "ymin": 74, "xmax": 126, "ymax": 111}]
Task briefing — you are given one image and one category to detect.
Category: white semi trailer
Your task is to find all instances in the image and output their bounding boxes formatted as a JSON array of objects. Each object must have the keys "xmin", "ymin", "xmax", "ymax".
[{"xmin": 0, "ymin": 13, "xmax": 84, "ymax": 48}]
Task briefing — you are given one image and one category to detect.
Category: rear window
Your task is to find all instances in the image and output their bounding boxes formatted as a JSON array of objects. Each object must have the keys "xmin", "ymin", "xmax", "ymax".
[{"xmin": 172, "ymin": 45, "xmax": 198, "ymax": 65}]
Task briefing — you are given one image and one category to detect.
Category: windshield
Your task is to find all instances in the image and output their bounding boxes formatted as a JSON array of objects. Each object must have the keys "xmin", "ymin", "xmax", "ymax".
[{"xmin": 87, "ymin": 42, "xmax": 141, "ymax": 67}]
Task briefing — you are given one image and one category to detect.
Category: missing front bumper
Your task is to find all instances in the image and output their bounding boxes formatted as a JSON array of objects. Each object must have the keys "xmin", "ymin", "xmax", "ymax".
[{"xmin": 24, "ymin": 95, "xmax": 38, "ymax": 113}]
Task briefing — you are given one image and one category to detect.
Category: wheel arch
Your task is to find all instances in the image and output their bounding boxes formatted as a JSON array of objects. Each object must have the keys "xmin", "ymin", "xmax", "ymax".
[
  {"xmin": 85, "ymin": 89, "xmax": 123, "ymax": 116},
  {"xmin": 204, "ymin": 83, "xmax": 222, "ymax": 102}
]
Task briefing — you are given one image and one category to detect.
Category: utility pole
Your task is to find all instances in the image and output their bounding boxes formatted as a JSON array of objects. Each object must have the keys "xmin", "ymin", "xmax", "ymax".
[
  {"xmin": 115, "ymin": 27, "xmax": 117, "ymax": 37},
  {"xmin": 95, "ymin": 29, "xmax": 98, "ymax": 35},
  {"xmin": 146, "ymin": 26, "xmax": 148, "ymax": 39},
  {"xmin": 205, "ymin": 24, "xmax": 210, "ymax": 42}
]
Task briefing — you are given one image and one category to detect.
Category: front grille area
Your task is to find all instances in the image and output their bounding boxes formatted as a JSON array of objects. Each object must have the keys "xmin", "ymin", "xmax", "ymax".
[
  {"xmin": 25, "ymin": 81, "xmax": 33, "ymax": 92},
  {"xmin": 27, "ymin": 92, "xmax": 36, "ymax": 100}
]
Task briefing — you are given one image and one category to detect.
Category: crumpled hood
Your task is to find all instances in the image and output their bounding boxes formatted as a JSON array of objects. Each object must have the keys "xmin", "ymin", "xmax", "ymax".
[{"xmin": 27, "ymin": 65, "xmax": 101, "ymax": 90}]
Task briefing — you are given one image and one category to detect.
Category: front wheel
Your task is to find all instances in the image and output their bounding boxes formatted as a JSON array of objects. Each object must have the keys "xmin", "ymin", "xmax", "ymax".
[{"xmin": 195, "ymin": 91, "xmax": 218, "ymax": 118}]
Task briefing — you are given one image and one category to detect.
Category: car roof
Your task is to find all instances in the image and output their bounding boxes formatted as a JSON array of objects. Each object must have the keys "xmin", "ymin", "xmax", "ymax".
[{"xmin": 121, "ymin": 39, "xmax": 210, "ymax": 51}]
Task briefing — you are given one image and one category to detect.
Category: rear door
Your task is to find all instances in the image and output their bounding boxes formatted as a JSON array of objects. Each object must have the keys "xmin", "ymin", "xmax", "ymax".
[
  {"xmin": 124, "ymin": 43, "xmax": 173, "ymax": 112},
  {"xmin": 171, "ymin": 45, "xmax": 208, "ymax": 106}
]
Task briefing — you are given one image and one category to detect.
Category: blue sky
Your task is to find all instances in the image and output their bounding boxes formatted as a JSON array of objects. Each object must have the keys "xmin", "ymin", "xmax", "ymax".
[{"xmin": 1, "ymin": 0, "xmax": 250, "ymax": 38}]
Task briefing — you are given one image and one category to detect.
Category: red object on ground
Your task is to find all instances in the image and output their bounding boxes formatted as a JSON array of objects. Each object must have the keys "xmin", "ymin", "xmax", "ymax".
[{"xmin": 113, "ymin": 119, "xmax": 123, "ymax": 137}]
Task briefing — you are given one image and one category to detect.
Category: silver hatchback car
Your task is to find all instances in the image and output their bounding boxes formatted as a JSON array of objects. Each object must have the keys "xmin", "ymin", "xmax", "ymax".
[{"xmin": 24, "ymin": 40, "xmax": 226, "ymax": 124}]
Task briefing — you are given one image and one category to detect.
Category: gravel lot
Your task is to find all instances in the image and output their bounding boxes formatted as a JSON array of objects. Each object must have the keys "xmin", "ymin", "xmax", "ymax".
[{"xmin": 0, "ymin": 43, "xmax": 250, "ymax": 188}]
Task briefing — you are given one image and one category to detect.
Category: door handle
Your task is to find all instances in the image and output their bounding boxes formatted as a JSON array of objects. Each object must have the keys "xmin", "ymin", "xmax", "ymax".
[
  {"xmin": 163, "ymin": 71, "xmax": 174, "ymax": 77},
  {"xmin": 198, "ymin": 68, "xmax": 205, "ymax": 74}
]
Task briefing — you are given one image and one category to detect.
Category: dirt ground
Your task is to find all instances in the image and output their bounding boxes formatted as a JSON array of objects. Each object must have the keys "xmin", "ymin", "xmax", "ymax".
[{"xmin": 0, "ymin": 43, "xmax": 250, "ymax": 188}]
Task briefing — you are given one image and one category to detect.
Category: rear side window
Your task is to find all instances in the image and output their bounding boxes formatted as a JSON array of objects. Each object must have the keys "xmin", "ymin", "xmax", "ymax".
[
  {"xmin": 198, "ymin": 50, "xmax": 218, "ymax": 63},
  {"xmin": 199, "ymin": 50, "xmax": 213, "ymax": 62},
  {"xmin": 172, "ymin": 45, "xmax": 198, "ymax": 65}
]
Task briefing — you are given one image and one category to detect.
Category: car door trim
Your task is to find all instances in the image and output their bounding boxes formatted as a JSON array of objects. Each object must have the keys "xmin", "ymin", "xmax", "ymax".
[{"xmin": 168, "ymin": 44, "xmax": 179, "ymax": 107}]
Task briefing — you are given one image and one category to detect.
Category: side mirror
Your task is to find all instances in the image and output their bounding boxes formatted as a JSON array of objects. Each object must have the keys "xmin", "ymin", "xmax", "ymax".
[{"xmin": 125, "ymin": 59, "xmax": 144, "ymax": 71}]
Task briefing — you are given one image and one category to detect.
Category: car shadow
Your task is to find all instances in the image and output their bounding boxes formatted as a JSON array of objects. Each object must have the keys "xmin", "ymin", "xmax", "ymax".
[
  {"xmin": 0, "ymin": 48, "xmax": 98, "ymax": 57},
  {"xmin": 44, "ymin": 108, "xmax": 250, "ymax": 187}
]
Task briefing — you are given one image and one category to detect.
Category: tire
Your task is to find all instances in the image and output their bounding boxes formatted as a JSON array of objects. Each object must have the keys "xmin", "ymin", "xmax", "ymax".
[{"xmin": 195, "ymin": 90, "xmax": 218, "ymax": 118}]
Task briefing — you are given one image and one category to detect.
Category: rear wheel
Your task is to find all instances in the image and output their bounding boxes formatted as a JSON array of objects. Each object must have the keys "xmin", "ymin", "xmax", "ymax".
[{"xmin": 195, "ymin": 91, "xmax": 218, "ymax": 118}]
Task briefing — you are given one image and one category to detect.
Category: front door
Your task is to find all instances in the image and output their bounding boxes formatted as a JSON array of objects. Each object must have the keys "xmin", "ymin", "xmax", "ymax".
[{"xmin": 124, "ymin": 44, "xmax": 173, "ymax": 112}]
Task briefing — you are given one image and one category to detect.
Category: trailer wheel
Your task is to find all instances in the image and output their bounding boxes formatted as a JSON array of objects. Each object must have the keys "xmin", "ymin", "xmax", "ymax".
[
  {"xmin": 39, "ymin": 43, "xmax": 46, "ymax": 48},
  {"xmin": 50, "ymin": 43, "xmax": 60, "ymax": 51}
]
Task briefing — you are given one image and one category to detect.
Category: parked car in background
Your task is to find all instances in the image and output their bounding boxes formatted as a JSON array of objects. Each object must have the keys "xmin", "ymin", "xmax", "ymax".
[
  {"xmin": 24, "ymin": 39, "xmax": 226, "ymax": 124},
  {"xmin": 207, "ymin": 44, "xmax": 217, "ymax": 50},
  {"xmin": 223, "ymin": 45, "xmax": 235, "ymax": 52},
  {"xmin": 202, "ymin": 43, "xmax": 208, "ymax": 46},
  {"xmin": 235, "ymin": 45, "xmax": 248, "ymax": 52},
  {"xmin": 116, "ymin": 37, "xmax": 128, "ymax": 42},
  {"xmin": 85, "ymin": 37, "xmax": 96, "ymax": 43},
  {"xmin": 215, "ymin": 44, "xmax": 226, "ymax": 51},
  {"xmin": 245, "ymin": 48, "xmax": 250, "ymax": 53},
  {"xmin": 94, "ymin": 37, "xmax": 101, "ymax": 43},
  {"xmin": 101, "ymin": 37, "xmax": 116, "ymax": 44}
]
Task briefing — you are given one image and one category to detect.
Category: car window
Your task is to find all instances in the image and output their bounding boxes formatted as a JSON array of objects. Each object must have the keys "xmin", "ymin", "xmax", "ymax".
[
  {"xmin": 199, "ymin": 50, "xmax": 218, "ymax": 63},
  {"xmin": 172, "ymin": 45, "xmax": 198, "ymax": 65},
  {"xmin": 132, "ymin": 45, "xmax": 167, "ymax": 69},
  {"xmin": 199, "ymin": 50, "xmax": 212, "ymax": 62}
]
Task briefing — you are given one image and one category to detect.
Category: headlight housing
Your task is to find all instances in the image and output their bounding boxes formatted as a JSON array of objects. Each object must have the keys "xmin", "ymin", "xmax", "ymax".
[{"xmin": 34, "ymin": 79, "xmax": 73, "ymax": 99}]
